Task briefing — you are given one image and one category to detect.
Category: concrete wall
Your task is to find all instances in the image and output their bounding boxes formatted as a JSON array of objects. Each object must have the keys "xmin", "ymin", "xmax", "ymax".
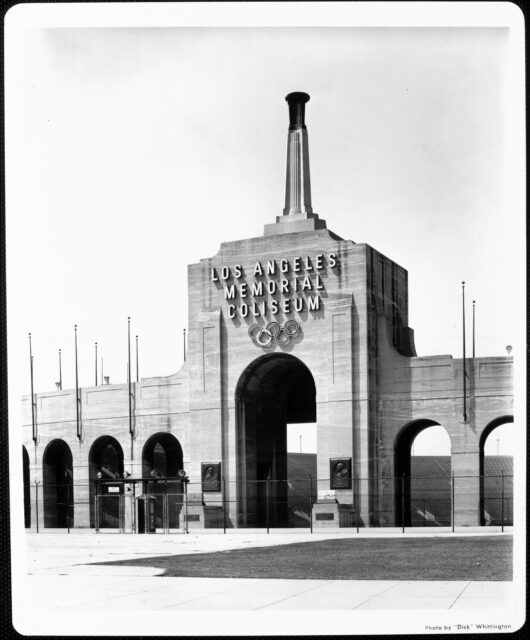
[
  {"xmin": 22, "ymin": 226, "xmax": 513, "ymax": 529},
  {"xmin": 22, "ymin": 367, "xmax": 190, "ymax": 529},
  {"xmin": 183, "ymin": 227, "xmax": 441, "ymax": 526},
  {"xmin": 376, "ymin": 316, "xmax": 513, "ymax": 525}
]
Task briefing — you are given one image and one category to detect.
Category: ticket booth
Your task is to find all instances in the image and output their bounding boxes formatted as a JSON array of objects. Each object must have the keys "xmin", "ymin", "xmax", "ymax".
[{"xmin": 136, "ymin": 494, "xmax": 157, "ymax": 533}]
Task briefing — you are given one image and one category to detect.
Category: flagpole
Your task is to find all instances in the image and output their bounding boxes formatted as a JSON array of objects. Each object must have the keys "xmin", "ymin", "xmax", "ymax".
[
  {"xmin": 472, "ymin": 300, "xmax": 476, "ymax": 358},
  {"xmin": 29, "ymin": 333, "xmax": 37, "ymax": 444},
  {"xmin": 95, "ymin": 342, "xmax": 98, "ymax": 386},
  {"xmin": 462, "ymin": 282, "xmax": 467, "ymax": 422},
  {"xmin": 183, "ymin": 328, "xmax": 186, "ymax": 362},
  {"xmin": 135, "ymin": 335, "xmax": 139, "ymax": 382},
  {"xmin": 58, "ymin": 348, "xmax": 62, "ymax": 390},
  {"xmin": 128, "ymin": 317, "xmax": 133, "ymax": 459},
  {"xmin": 75, "ymin": 325, "xmax": 81, "ymax": 439}
]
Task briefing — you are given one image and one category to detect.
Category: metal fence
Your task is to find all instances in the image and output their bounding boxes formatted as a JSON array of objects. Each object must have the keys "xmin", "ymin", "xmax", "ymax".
[{"xmin": 24, "ymin": 473, "xmax": 513, "ymax": 533}]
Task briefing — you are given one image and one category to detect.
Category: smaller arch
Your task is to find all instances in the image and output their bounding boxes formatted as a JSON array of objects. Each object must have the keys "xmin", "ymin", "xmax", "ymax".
[
  {"xmin": 42, "ymin": 439, "xmax": 73, "ymax": 528},
  {"xmin": 89, "ymin": 435, "xmax": 125, "ymax": 479},
  {"xmin": 479, "ymin": 416, "xmax": 513, "ymax": 526},
  {"xmin": 23, "ymin": 446, "xmax": 30, "ymax": 528},
  {"xmin": 479, "ymin": 415, "xmax": 514, "ymax": 454},
  {"xmin": 142, "ymin": 433, "xmax": 184, "ymax": 529},
  {"xmin": 394, "ymin": 419, "xmax": 443, "ymax": 478},
  {"xmin": 89, "ymin": 435, "xmax": 125, "ymax": 528},
  {"xmin": 394, "ymin": 419, "xmax": 451, "ymax": 527},
  {"xmin": 142, "ymin": 432, "xmax": 183, "ymax": 478}
]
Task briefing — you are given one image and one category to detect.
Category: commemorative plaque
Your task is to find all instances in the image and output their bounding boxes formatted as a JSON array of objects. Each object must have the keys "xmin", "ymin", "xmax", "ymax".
[
  {"xmin": 201, "ymin": 462, "xmax": 222, "ymax": 492},
  {"xmin": 330, "ymin": 457, "xmax": 352, "ymax": 490}
]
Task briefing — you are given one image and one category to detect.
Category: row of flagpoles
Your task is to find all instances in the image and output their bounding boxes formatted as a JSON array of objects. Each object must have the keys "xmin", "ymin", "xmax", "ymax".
[
  {"xmin": 460, "ymin": 281, "xmax": 515, "ymax": 424},
  {"xmin": 27, "ymin": 285, "xmax": 492, "ymax": 437},
  {"xmin": 462, "ymin": 282, "xmax": 478, "ymax": 423},
  {"xmin": 29, "ymin": 325, "xmax": 189, "ymax": 391},
  {"xmin": 28, "ymin": 319, "xmax": 188, "ymax": 451}
]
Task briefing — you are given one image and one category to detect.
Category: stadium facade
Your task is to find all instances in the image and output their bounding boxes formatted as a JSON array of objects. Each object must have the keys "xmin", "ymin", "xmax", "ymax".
[{"xmin": 22, "ymin": 92, "xmax": 513, "ymax": 531}]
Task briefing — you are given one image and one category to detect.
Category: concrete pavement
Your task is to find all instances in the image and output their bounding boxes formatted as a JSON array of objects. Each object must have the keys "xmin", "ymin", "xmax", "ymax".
[{"xmin": 11, "ymin": 530, "xmax": 523, "ymax": 636}]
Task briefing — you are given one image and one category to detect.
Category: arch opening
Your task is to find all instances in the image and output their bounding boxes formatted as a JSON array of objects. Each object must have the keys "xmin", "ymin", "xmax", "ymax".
[
  {"xmin": 43, "ymin": 439, "xmax": 73, "ymax": 528},
  {"xmin": 236, "ymin": 353, "xmax": 316, "ymax": 528},
  {"xmin": 89, "ymin": 436, "xmax": 124, "ymax": 528},
  {"xmin": 394, "ymin": 420, "xmax": 451, "ymax": 527},
  {"xmin": 23, "ymin": 446, "xmax": 30, "ymax": 528},
  {"xmin": 142, "ymin": 433, "xmax": 184, "ymax": 529},
  {"xmin": 479, "ymin": 416, "xmax": 513, "ymax": 526}
]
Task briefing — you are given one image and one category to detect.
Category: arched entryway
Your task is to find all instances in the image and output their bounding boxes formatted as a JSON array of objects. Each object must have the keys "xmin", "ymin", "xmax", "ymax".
[
  {"xmin": 479, "ymin": 416, "xmax": 513, "ymax": 525},
  {"xmin": 43, "ymin": 439, "xmax": 73, "ymax": 528},
  {"xmin": 89, "ymin": 436, "xmax": 124, "ymax": 528},
  {"xmin": 394, "ymin": 420, "xmax": 451, "ymax": 526},
  {"xmin": 236, "ymin": 353, "xmax": 316, "ymax": 528},
  {"xmin": 142, "ymin": 433, "xmax": 184, "ymax": 529},
  {"xmin": 23, "ymin": 446, "xmax": 31, "ymax": 528}
]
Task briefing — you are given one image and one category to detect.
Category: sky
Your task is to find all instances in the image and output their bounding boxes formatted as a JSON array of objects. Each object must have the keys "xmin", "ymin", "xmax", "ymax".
[{"xmin": 6, "ymin": 10, "xmax": 524, "ymax": 456}]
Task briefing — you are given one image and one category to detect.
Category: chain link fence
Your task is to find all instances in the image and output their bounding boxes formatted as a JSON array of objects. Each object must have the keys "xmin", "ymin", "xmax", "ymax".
[{"xmin": 24, "ymin": 473, "xmax": 513, "ymax": 533}]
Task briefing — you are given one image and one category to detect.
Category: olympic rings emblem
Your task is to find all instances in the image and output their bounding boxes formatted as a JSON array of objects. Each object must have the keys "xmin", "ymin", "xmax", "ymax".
[{"xmin": 248, "ymin": 320, "xmax": 300, "ymax": 347}]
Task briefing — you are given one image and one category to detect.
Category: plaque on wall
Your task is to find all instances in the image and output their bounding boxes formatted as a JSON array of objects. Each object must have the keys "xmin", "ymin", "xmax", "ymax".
[
  {"xmin": 315, "ymin": 513, "xmax": 335, "ymax": 521},
  {"xmin": 330, "ymin": 457, "xmax": 352, "ymax": 490},
  {"xmin": 201, "ymin": 462, "xmax": 222, "ymax": 492}
]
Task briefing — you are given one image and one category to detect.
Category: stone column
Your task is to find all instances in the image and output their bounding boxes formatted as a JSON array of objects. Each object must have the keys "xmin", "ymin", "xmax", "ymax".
[
  {"xmin": 451, "ymin": 423, "xmax": 481, "ymax": 526},
  {"xmin": 72, "ymin": 463, "xmax": 91, "ymax": 528}
]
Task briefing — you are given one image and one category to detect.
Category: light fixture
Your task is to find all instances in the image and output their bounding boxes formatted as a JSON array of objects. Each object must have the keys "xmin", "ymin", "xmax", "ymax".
[{"xmin": 177, "ymin": 469, "xmax": 189, "ymax": 484}]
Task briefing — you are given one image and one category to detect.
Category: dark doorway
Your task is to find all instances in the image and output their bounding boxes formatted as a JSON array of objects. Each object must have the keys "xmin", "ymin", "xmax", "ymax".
[
  {"xmin": 43, "ymin": 439, "xmax": 73, "ymax": 528},
  {"xmin": 23, "ymin": 446, "xmax": 31, "ymax": 528},
  {"xmin": 394, "ymin": 420, "xmax": 451, "ymax": 527},
  {"xmin": 89, "ymin": 436, "xmax": 124, "ymax": 528},
  {"xmin": 236, "ymin": 353, "xmax": 316, "ymax": 528},
  {"xmin": 142, "ymin": 433, "xmax": 184, "ymax": 528}
]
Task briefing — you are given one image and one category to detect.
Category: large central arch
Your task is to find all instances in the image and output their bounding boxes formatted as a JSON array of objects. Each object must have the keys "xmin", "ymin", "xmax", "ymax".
[{"xmin": 236, "ymin": 353, "xmax": 316, "ymax": 528}]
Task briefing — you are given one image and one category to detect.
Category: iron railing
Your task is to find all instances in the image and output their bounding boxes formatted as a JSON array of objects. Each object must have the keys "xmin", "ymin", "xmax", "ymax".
[{"xmin": 24, "ymin": 474, "xmax": 514, "ymax": 533}]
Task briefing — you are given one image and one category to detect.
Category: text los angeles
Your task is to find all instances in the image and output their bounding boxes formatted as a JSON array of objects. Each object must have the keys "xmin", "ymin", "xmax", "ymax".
[{"xmin": 211, "ymin": 253, "xmax": 338, "ymax": 318}]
